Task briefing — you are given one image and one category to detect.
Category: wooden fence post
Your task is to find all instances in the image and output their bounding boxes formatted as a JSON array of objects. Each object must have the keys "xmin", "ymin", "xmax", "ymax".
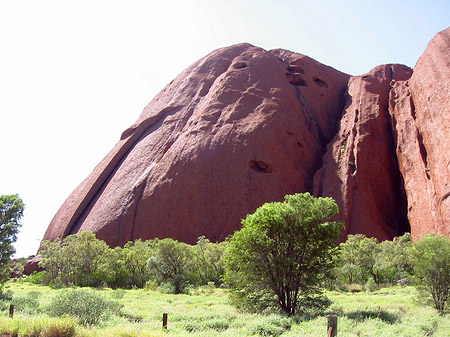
[
  {"xmin": 9, "ymin": 304, "xmax": 14, "ymax": 318},
  {"xmin": 327, "ymin": 314, "xmax": 337, "ymax": 337},
  {"xmin": 162, "ymin": 313, "xmax": 168, "ymax": 329}
]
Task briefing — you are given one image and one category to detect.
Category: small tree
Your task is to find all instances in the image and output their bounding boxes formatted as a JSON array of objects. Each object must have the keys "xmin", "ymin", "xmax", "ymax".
[
  {"xmin": 40, "ymin": 231, "xmax": 110, "ymax": 287},
  {"xmin": 224, "ymin": 193, "xmax": 343, "ymax": 315},
  {"xmin": 392, "ymin": 233, "xmax": 413, "ymax": 278},
  {"xmin": 336, "ymin": 234, "xmax": 364, "ymax": 284},
  {"xmin": 122, "ymin": 239, "xmax": 154, "ymax": 288},
  {"xmin": 64, "ymin": 231, "xmax": 110, "ymax": 287},
  {"xmin": 373, "ymin": 240, "xmax": 398, "ymax": 284},
  {"xmin": 191, "ymin": 236, "xmax": 227, "ymax": 286},
  {"xmin": 0, "ymin": 194, "xmax": 24, "ymax": 286},
  {"xmin": 336, "ymin": 233, "xmax": 413, "ymax": 286},
  {"xmin": 147, "ymin": 238, "xmax": 193, "ymax": 294},
  {"xmin": 100, "ymin": 246, "xmax": 129, "ymax": 289},
  {"xmin": 337, "ymin": 234, "xmax": 381, "ymax": 284},
  {"xmin": 409, "ymin": 234, "xmax": 450, "ymax": 314}
]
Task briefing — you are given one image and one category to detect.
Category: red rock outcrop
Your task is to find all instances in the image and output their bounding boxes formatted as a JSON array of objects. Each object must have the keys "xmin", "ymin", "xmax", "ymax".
[
  {"xmin": 41, "ymin": 27, "xmax": 450, "ymax": 248},
  {"xmin": 313, "ymin": 64, "xmax": 412, "ymax": 241},
  {"xmin": 23, "ymin": 256, "xmax": 43, "ymax": 275},
  {"xmin": 389, "ymin": 27, "xmax": 450, "ymax": 239}
]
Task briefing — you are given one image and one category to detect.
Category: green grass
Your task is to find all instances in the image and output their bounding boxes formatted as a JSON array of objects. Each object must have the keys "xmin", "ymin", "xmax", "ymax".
[{"xmin": 0, "ymin": 281, "xmax": 448, "ymax": 336}]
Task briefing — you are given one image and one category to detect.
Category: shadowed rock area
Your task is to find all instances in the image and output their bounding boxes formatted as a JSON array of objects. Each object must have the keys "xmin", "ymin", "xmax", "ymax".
[
  {"xmin": 389, "ymin": 27, "xmax": 450, "ymax": 240},
  {"xmin": 42, "ymin": 28, "xmax": 450, "ymax": 248}
]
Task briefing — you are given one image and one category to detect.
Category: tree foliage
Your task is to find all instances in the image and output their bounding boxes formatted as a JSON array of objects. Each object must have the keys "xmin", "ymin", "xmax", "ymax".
[
  {"xmin": 147, "ymin": 238, "xmax": 193, "ymax": 294},
  {"xmin": 122, "ymin": 239, "xmax": 154, "ymax": 288},
  {"xmin": 409, "ymin": 234, "xmax": 450, "ymax": 314},
  {"xmin": 39, "ymin": 232, "xmax": 227, "ymax": 291},
  {"xmin": 224, "ymin": 193, "xmax": 343, "ymax": 315},
  {"xmin": 191, "ymin": 236, "xmax": 227, "ymax": 286},
  {"xmin": 335, "ymin": 233, "xmax": 413, "ymax": 286},
  {"xmin": 40, "ymin": 231, "xmax": 109, "ymax": 287},
  {"xmin": 0, "ymin": 194, "xmax": 24, "ymax": 285},
  {"xmin": 337, "ymin": 235, "xmax": 380, "ymax": 284}
]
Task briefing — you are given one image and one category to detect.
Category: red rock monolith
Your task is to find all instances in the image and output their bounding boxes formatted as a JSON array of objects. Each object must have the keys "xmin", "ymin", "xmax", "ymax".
[
  {"xmin": 43, "ymin": 44, "xmax": 350, "ymax": 247},
  {"xmin": 41, "ymin": 27, "xmax": 450, "ymax": 249}
]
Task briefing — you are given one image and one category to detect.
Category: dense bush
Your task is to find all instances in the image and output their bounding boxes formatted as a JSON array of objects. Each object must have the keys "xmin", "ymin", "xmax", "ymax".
[
  {"xmin": 147, "ymin": 238, "xmax": 193, "ymax": 294},
  {"xmin": 47, "ymin": 289, "xmax": 123, "ymax": 326},
  {"xmin": 110, "ymin": 289, "xmax": 126, "ymax": 299},
  {"xmin": 36, "ymin": 227, "xmax": 417, "ymax": 298},
  {"xmin": 409, "ymin": 234, "xmax": 450, "ymax": 314},
  {"xmin": 12, "ymin": 293, "xmax": 41, "ymax": 314},
  {"xmin": 191, "ymin": 236, "xmax": 227, "ymax": 286},
  {"xmin": 249, "ymin": 315, "xmax": 294, "ymax": 336},
  {"xmin": 38, "ymin": 232, "xmax": 227, "ymax": 291},
  {"xmin": 33, "ymin": 210, "xmax": 447, "ymax": 317},
  {"xmin": 334, "ymin": 233, "xmax": 413, "ymax": 286}
]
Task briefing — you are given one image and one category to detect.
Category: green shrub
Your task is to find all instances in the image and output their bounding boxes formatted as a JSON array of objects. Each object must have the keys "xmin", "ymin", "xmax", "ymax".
[
  {"xmin": 27, "ymin": 271, "xmax": 46, "ymax": 285},
  {"xmin": 110, "ymin": 289, "xmax": 126, "ymax": 299},
  {"xmin": 201, "ymin": 281, "xmax": 216, "ymax": 295},
  {"xmin": 158, "ymin": 282, "xmax": 175, "ymax": 294},
  {"xmin": 182, "ymin": 313, "xmax": 233, "ymax": 332},
  {"xmin": 27, "ymin": 290, "xmax": 43, "ymax": 299},
  {"xmin": 46, "ymin": 289, "xmax": 123, "ymax": 326},
  {"xmin": 346, "ymin": 309, "xmax": 399, "ymax": 324},
  {"xmin": 0, "ymin": 288, "xmax": 12, "ymax": 300},
  {"xmin": 249, "ymin": 315, "xmax": 293, "ymax": 336},
  {"xmin": 144, "ymin": 279, "xmax": 158, "ymax": 291},
  {"xmin": 365, "ymin": 277, "xmax": 377, "ymax": 292},
  {"xmin": 12, "ymin": 295, "xmax": 40, "ymax": 314},
  {"xmin": 346, "ymin": 283, "xmax": 364, "ymax": 293},
  {"xmin": 0, "ymin": 299, "xmax": 10, "ymax": 312},
  {"xmin": 409, "ymin": 234, "xmax": 450, "ymax": 314},
  {"xmin": 183, "ymin": 317, "xmax": 230, "ymax": 332}
]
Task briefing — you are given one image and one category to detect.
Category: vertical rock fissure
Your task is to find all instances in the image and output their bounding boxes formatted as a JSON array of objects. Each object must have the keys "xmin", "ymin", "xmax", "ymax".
[
  {"xmin": 417, "ymin": 132, "xmax": 430, "ymax": 179},
  {"xmin": 387, "ymin": 83, "xmax": 411, "ymax": 236},
  {"xmin": 382, "ymin": 73, "xmax": 411, "ymax": 237},
  {"xmin": 129, "ymin": 179, "xmax": 148, "ymax": 243}
]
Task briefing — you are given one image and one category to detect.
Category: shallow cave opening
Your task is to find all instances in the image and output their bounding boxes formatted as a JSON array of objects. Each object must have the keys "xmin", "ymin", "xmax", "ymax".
[
  {"xmin": 313, "ymin": 76, "xmax": 329, "ymax": 88},
  {"xmin": 249, "ymin": 160, "xmax": 273, "ymax": 173},
  {"xmin": 287, "ymin": 65, "xmax": 306, "ymax": 74},
  {"xmin": 286, "ymin": 73, "xmax": 308, "ymax": 86},
  {"xmin": 233, "ymin": 62, "xmax": 248, "ymax": 69}
]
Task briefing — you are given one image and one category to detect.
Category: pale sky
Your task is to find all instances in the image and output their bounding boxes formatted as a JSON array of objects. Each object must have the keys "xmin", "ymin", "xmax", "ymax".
[{"xmin": 1, "ymin": 0, "xmax": 448, "ymax": 258}]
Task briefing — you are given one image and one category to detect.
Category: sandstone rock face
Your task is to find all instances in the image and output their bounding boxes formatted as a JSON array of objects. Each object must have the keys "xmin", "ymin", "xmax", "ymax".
[
  {"xmin": 23, "ymin": 256, "xmax": 43, "ymax": 275},
  {"xmin": 389, "ymin": 27, "xmax": 450, "ymax": 239},
  {"xmin": 42, "ymin": 28, "xmax": 450, "ymax": 248},
  {"xmin": 314, "ymin": 64, "xmax": 412, "ymax": 241}
]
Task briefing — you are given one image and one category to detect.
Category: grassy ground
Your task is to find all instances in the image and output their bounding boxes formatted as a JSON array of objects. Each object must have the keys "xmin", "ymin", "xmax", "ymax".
[{"xmin": 0, "ymin": 281, "xmax": 448, "ymax": 336}]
